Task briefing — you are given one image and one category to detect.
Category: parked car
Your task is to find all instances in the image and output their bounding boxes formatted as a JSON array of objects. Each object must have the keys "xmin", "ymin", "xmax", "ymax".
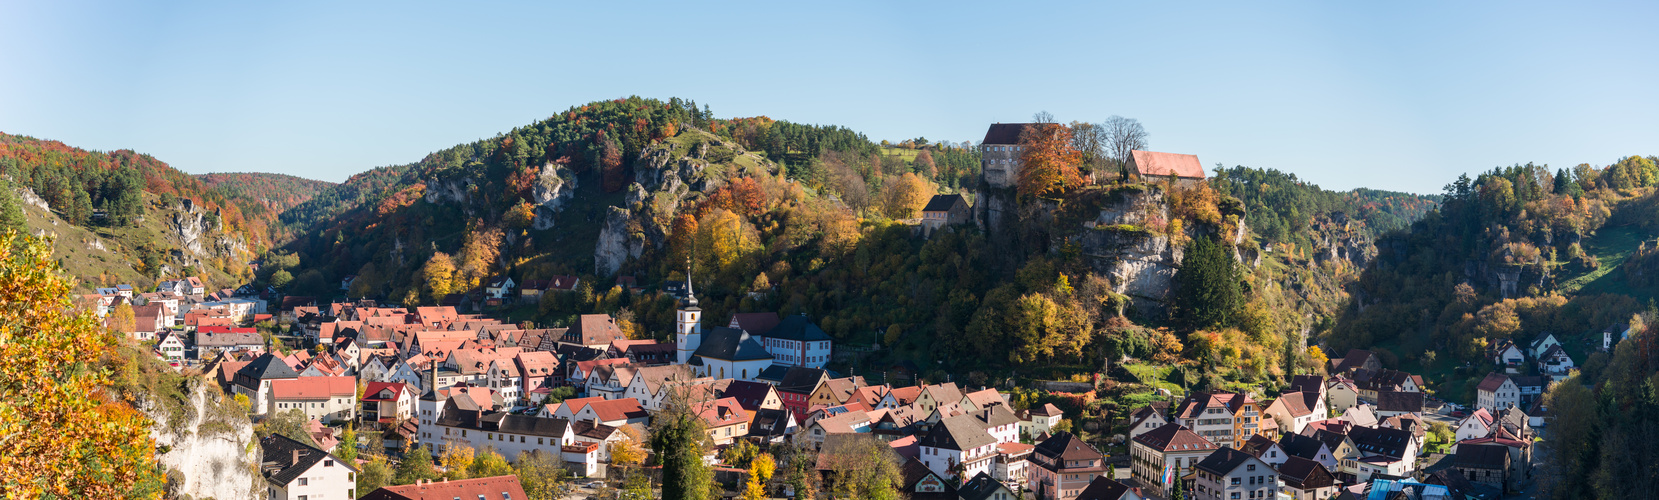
[{"xmin": 1450, "ymin": 410, "xmax": 1466, "ymax": 418}]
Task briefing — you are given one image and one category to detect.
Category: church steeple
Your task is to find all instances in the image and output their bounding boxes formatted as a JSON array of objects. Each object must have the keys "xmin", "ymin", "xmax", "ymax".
[
  {"xmin": 682, "ymin": 259, "xmax": 699, "ymax": 308},
  {"xmin": 676, "ymin": 259, "xmax": 703, "ymax": 365}
]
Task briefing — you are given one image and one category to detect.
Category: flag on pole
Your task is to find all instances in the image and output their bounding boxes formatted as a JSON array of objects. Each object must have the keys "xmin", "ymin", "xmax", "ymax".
[{"xmin": 1162, "ymin": 461, "xmax": 1173, "ymax": 485}]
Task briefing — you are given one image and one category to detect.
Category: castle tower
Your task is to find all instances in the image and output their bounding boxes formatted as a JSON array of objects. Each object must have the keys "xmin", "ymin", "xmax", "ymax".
[{"xmin": 675, "ymin": 264, "xmax": 703, "ymax": 365}]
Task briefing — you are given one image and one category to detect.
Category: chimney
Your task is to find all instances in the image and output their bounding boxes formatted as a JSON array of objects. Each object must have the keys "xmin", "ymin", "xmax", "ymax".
[
  {"xmin": 442, "ymin": 477, "xmax": 449, "ymax": 482},
  {"xmin": 292, "ymin": 449, "xmax": 301, "ymax": 463}
]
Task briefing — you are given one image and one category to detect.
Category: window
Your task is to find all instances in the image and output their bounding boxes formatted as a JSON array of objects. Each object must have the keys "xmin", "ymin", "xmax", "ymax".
[
  {"xmin": 324, "ymin": 460, "xmax": 334, "ymax": 467},
  {"xmin": 298, "ymin": 478, "xmax": 309, "ymax": 486}
]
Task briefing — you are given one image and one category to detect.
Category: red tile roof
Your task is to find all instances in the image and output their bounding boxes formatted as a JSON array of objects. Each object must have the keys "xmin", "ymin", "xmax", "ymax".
[
  {"xmin": 1130, "ymin": 150, "xmax": 1206, "ymax": 179},
  {"xmin": 360, "ymin": 475, "xmax": 527, "ymax": 500},
  {"xmin": 270, "ymin": 376, "xmax": 356, "ymax": 400}
]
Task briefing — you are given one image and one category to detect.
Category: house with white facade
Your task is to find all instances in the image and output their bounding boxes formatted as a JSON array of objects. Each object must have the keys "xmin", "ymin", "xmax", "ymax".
[
  {"xmin": 259, "ymin": 434, "xmax": 359, "ymax": 500},
  {"xmin": 918, "ymin": 413, "xmax": 1000, "ymax": 481},
  {"xmin": 362, "ymin": 382, "xmax": 416, "ymax": 426},
  {"xmin": 1530, "ymin": 332, "xmax": 1561, "ymax": 358},
  {"xmin": 433, "ymin": 398, "xmax": 577, "ymax": 463},
  {"xmin": 156, "ymin": 331, "xmax": 186, "ymax": 361},
  {"xmin": 234, "ymin": 353, "xmax": 302, "ymax": 416},
  {"xmin": 1476, "ymin": 373, "xmax": 1521, "ymax": 412},
  {"xmin": 268, "ymin": 376, "xmax": 357, "ymax": 423},
  {"xmin": 1537, "ymin": 345, "xmax": 1575, "ymax": 379},
  {"xmin": 1191, "ymin": 447, "xmax": 1278, "ymax": 500}
]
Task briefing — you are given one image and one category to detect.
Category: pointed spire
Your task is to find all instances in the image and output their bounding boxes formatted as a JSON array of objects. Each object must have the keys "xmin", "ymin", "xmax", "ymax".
[{"xmin": 683, "ymin": 257, "xmax": 699, "ymax": 308}]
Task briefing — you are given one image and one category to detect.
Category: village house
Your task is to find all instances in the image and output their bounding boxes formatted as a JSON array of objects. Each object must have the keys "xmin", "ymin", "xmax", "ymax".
[
  {"xmin": 433, "ymin": 398, "xmax": 576, "ymax": 462},
  {"xmin": 1126, "ymin": 403, "xmax": 1169, "ymax": 440},
  {"xmin": 995, "ymin": 441, "xmax": 1034, "ymax": 491},
  {"xmin": 1454, "ymin": 408, "xmax": 1496, "ymax": 441},
  {"xmin": 260, "ymin": 434, "xmax": 358, "ymax": 500},
  {"xmin": 919, "ymin": 413, "xmax": 1000, "ymax": 481},
  {"xmin": 1239, "ymin": 435, "xmax": 1288, "ymax": 468},
  {"xmin": 1172, "ymin": 391, "xmax": 1261, "ymax": 448},
  {"xmin": 1476, "ymin": 373, "xmax": 1521, "ymax": 412},
  {"xmin": 1489, "ymin": 339, "xmax": 1526, "ymax": 372},
  {"xmin": 1326, "ymin": 377, "xmax": 1361, "ymax": 414},
  {"xmin": 360, "ymin": 475, "xmax": 527, "ymax": 500},
  {"xmin": 915, "ymin": 382, "xmax": 965, "ymax": 414},
  {"xmin": 803, "ymin": 409, "xmax": 872, "ymax": 450},
  {"xmin": 417, "ymin": 384, "xmax": 498, "ymax": 454},
  {"xmin": 1262, "ymin": 390, "xmax": 1325, "ymax": 435},
  {"xmin": 920, "ymin": 194, "xmax": 971, "ymax": 234},
  {"xmin": 1330, "ymin": 349, "xmax": 1383, "ymax": 375},
  {"xmin": 1028, "ymin": 431, "xmax": 1106, "ymax": 500},
  {"xmin": 958, "ymin": 472, "xmax": 1020, "ymax": 500},
  {"xmin": 235, "ymin": 353, "xmax": 302, "ymax": 416},
  {"xmin": 1529, "ymin": 332, "xmax": 1561, "ymax": 358},
  {"xmin": 1191, "ymin": 447, "xmax": 1278, "ymax": 500},
  {"xmin": 810, "ymin": 376, "xmax": 868, "ymax": 409},
  {"xmin": 1275, "ymin": 456, "xmax": 1338, "ymax": 500},
  {"xmin": 1536, "ymin": 345, "xmax": 1575, "ymax": 379},
  {"xmin": 899, "ymin": 458, "xmax": 958, "ymax": 500},
  {"xmin": 1375, "ymin": 391, "xmax": 1425, "ymax": 418},
  {"xmin": 268, "ymin": 376, "xmax": 357, "ymax": 423},
  {"xmin": 155, "ymin": 331, "xmax": 187, "ymax": 360},
  {"xmin": 1127, "ymin": 150, "xmax": 1207, "ymax": 186},
  {"xmin": 362, "ymin": 382, "xmax": 417, "ymax": 426},
  {"xmin": 1073, "ymin": 476, "xmax": 1139, "ymax": 500},
  {"xmin": 1130, "ymin": 423, "xmax": 1218, "ymax": 497},
  {"xmin": 695, "ymin": 397, "xmax": 753, "ymax": 446},
  {"xmin": 1452, "ymin": 444, "xmax": 1512, "ymax": 493},
  {"xmin": 483, "ymin": 276, "xmax": 515, "ymax": 300},
  {"xmin": 1277, "ymin": 432, "xmax": 1340, "ymax": 472},
  {"xmin": 1342, "ymin": 426, "xmax": 1418, "ymax": 482},
  {"xmin": 126, "ymin": 304, "xmax": 167, "ymax": 341}
]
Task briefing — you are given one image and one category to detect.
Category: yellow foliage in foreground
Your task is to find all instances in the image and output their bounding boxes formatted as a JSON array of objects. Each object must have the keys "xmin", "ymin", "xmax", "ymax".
[{"xmin": 0, "ymin": 231, "xmax": 162, "ymax": 498}]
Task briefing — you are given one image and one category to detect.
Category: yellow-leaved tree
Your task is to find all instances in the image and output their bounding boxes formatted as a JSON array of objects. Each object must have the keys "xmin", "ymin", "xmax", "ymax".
[
  {"xmin": 421, "ymin": 252, "xmax": 459, "ymax": 303},
  {"xmin": 0, "ymin": 231, "xmax": 164, "ymax": 497},
  {"xmin": 880, "ymin": 172, "xmax": 935, "ymax": 219}
]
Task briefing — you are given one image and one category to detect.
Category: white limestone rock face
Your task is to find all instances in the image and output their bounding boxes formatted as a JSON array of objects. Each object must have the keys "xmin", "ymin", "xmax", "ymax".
[
  {"xmin": 16, "ymin": 186, "xmax": 50, "ymax": 211},
  {"xmin": 146, "ymin": 379, "xmax": 261, "ymax": 500},
  {"xmin": 532, "ymin": 163, "xmax": 577, "ymax": 230},
  {"xmin": 594, "ymin": 206, "xmax": 642, "ymax": 277}
]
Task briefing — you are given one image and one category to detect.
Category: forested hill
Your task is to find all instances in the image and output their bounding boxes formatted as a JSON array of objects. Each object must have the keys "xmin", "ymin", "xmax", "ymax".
[
  {"xmin": 1327, "ymin": 156, "xmax": 1659, "ymax": 399},
  {"xmin": 0, "ymin": 132, "xmax": 285, "ymax": 289},
  {"xmin": 1209, "ymin": 166, "xmax": 1439, "ymax": 248},
  {"xmin": 197, "ymin": 172, "xmax": 334, "ymax": 244}
]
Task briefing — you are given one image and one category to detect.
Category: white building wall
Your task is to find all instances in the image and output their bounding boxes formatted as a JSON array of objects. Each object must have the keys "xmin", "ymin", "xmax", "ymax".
[{"xmin": 267, "ymin": 455, "xmax": 356, "ymax": 500}]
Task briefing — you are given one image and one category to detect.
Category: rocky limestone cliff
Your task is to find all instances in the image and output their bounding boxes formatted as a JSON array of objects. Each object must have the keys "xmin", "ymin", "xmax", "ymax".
[
  {"xmin": 148, "ymin": 378, "xmax": 261, "ymax": 500},
  {"xmin": 595, "ymin": 206, "xmax": 645, "ymax": 276},
  {"xmin": 532, "ymin": 163, "xmax": 578, "ymax": 230},
  {"xmin": 17, "ymin": 186, "xmax": 50, "ymax": 211},
  {"xmin": 1308, "ymin": 213, "xmax": 1375, "ymax": 270},
  {"xmin": 592, "ymin": 132, "xmax": 773, "ymax": 276},
  {"xmin": 164, "ymin": 200, "xmax": 248, "ymax": 271},
  {"xmin": 1076, "ymin": 188, "xmax": 1183, "ymax": 315}
]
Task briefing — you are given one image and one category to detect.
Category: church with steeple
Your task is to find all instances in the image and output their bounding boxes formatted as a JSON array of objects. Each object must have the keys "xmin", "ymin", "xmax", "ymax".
[{"xmin": 674, "ymin": 264, "xmax": 776, "ymax": 381}]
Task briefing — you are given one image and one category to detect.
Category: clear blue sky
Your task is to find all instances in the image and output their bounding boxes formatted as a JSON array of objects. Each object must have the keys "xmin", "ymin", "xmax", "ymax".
[{"xmin": 3, "ymin": 1, "xmax": 1655, "ymax": 194}]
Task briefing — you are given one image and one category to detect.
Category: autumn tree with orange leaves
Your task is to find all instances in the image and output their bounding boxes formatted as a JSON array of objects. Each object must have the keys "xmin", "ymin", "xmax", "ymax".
[
  {"xmin": 1016, "ymin": 123, "xmax": 1085, "ymax": 198},
  {"xmin": 0, "ymin": 231, "xmax": 164, "ymax": 498}
]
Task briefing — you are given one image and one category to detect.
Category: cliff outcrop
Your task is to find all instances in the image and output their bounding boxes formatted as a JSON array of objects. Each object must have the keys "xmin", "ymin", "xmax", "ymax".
[
  {"xmin": 146, "ymin": 377, "xmax": 261, "ymax": 500},
  {"xmin": 592, "ymin": 131, "xmax": 775, "ymax": 276}
]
